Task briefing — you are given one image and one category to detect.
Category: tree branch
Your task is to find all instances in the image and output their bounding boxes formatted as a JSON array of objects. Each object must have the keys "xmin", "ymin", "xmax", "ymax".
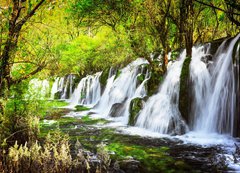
[
  {"xmin": 15, "ymin": 0, "xmax": 45, "ymax": 30},
  {"xmin": 11, "ymin": 65, "xmax": 45, "ymax": 85},
  {"xmin": 195, "ymin": 0, "xmax": 240, "ymax": 16}
]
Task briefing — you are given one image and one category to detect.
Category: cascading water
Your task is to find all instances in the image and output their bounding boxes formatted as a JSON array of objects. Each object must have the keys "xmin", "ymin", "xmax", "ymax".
[
  {"xmin": 61, "ymin": 76, "xmax": 70, "ymax": 99},
  {"xmin": 69, "ymin": 72, "xmax": 101, "ymax": 106},
  {"xmin": 92, "ymin": 58, "xmax": 149, "ymax": 123},
  {"xmin": 51, "ymin": 74, "xmax": 75, "ymax": 100},
  {"xmin": 135, "ymin": 50, "xmax": 189, "ymax": 135},
  {"xmin": 61, "ymin": 74, "xmax": 75, "ymax": 99},
  {"xmin": 48, "ymin": 35, "xmax": 239, "ymax": 138},
  {"xmin": 191, "ymin": 34, "xmax": 240, "ymax": 135},
  {"xmin": 51, "ymin": 77, "xmax": 60, "ymax": 99}
]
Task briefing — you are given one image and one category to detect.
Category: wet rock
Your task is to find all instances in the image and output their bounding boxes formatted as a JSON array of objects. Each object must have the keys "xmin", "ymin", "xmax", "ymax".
[
  {"xmin": 201, "ymin": 54, "xmax": 213, "ymax": 64},
  {"xmin": 54, "ymin": 91, "xmax": 62, "ymax": 99},
  {"xmin": 119, "ymin": 159, "xmax": 140, "ymax": 173},
  {"xmin": 167, "ymin": 117, "xmax": 188, "ymax": 135},
  {"xmin": 109, "ymin": 102, "xmax": 126, "ymax": 117},
  {"xmin": 233, "ymin": 37, "xmax": 240, "ymax": 137},
  {"xmin": 207, "ymin": 36, "xmax": 230, "ymax": 55},
  {"xmin": 179, "ymin": 57, "xmax": 193, "ymax": 124},
  {"xmin": 99, "ymin": 67, "xmax": 111, "ymax": 92},
  {"xmin": 128, "ymin": 97, "xmax": 145, "ymax": 126}
]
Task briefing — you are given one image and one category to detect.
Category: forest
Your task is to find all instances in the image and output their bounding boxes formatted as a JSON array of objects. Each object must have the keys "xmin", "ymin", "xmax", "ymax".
[{"xmin": 0, "ymin": 0, "xmax": 239, "ymax": 172}]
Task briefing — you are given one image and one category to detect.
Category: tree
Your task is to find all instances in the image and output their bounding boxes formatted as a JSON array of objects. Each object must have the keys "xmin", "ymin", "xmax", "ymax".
[{"xmin": 0, "ymin": 0, "xmax": 49, "ymax": 114}]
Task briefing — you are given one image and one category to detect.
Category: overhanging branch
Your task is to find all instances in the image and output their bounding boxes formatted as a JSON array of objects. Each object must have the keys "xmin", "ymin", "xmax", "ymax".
[{"xmin": 195, "ymin": 0, "xmax": 240, "ymax": 16}]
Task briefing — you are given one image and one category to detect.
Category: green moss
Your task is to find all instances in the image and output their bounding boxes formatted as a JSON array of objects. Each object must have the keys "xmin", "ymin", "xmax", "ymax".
[
  {"xmin": 81, "ymin": 115, "xmax": 109, "ymax": 125},
  {"xmin": 39, "ymin": 100, "xmax": 69, "ymax": 118},
  {"xmin": 105, "ymin": 143, "xmax": 188, "ymax": 173},
  {"xmin": 137, "ymin": 74, "xmax": 145, "ymax": 83},
  {"xmin": 54, "ymin": 91, "xmax": 61, "ymax": 99},
  {"xmin": 128, "ymin": 98, "xmax": 144, "ymax": 126},
  {"xmin": 74, "ymin": 105, "xmax": 90, "ymax": 112},
  {"xmin": 39, "ymin": 113, "xmax": 195, "ymax": 173},
  {"xmin": 171, "ymin": 51, "xmax": 180, "ymax": 61},
  {"xmin": 114, "ymin": 69, "xmax": 121, "ymax": 80},
  {"xmin": 146, "ymin": 71, "xmax": 164, "ymax": 96},
  {"xmin": 142, "ymin": 61, "xmax": 165, "ymax": 96},
  {"xmin": 99, "ymin": 68, "xmax": 110, "ymax": 87},
  {"xmin": 179, "ymin": 57, "xmax": 191, "ymax": 123}
]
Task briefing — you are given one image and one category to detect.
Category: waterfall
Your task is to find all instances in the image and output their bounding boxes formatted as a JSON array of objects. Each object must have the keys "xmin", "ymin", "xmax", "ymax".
[
  {"xmin": 51, "ymin": 77, "xmax": 60, "ymax": 99},
  {"xmin": 47, "ymin": 35, "xmax": 239, "ymax": 137},
  {"xmin": 191, "ymin": 35, "xmax": 240, "ymax": 135},
  {"xmin": 135, "ymin": 50, "xmax": 188, "ymax": 135},
  {"xmin": 93, "ymin": 58, "xmax": 149, "ymax": 123},
  {"xmin": 51, "ymin": 74, "xmax": 75, "ymax": 100},
  {"xmin": 69, "ymin": 72, "xmax": 101, "ymax": 106},
  {"xmin": 61, "ymin": 76, "xmax": 70, "ymax": 99}
]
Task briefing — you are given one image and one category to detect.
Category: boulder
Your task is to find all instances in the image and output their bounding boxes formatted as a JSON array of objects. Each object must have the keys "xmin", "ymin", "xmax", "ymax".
[
  {"xmin": 109, "ymin": 102, "xmax": 126, "ymax": 117},
  {"xmin": 128, "ymin": 97, "xmax": 146, "ymax": 126}
]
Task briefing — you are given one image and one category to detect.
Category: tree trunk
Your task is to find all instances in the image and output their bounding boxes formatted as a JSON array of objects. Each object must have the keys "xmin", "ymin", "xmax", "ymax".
[{"xmin": 180, "ymin": 0, "xmax": 193, "ymax": 57}]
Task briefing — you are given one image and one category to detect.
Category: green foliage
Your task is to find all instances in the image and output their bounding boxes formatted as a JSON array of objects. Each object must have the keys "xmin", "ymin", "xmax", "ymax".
[
  {"xmin": 56, "ymin": 27, "xmax": 134, "ymax": 76},
  {"xmin": 137, "ymin": 74, "xmax": 145, "ymax": 83}
]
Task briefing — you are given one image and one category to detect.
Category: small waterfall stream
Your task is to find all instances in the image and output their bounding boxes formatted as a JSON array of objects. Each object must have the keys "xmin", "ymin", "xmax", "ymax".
[
  {"xmin": 51, "ymin": 74, "xmax": 75, "ymax": 100},
  {"xmin": 135, "ymin": 50, "xmax": 188, "ymax": 134},
  {"xmin": 69, "ymin": 72, "xmax": 101, "ymax": 106}
]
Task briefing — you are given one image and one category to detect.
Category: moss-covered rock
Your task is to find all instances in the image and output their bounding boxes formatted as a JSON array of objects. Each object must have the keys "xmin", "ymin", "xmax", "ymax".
[
  {"xmin": 179, "ymin": 57, "xmax": 192, "ymax": 124},
  {"xmin": 54, "ymin": 91, "xmax": 62, "ymax": 99},
  {"xmin": 114, "ymin": 69, "xmax": 121, "ymax": 81},
  {"xmin": 145, "ymin": 64, "xmax": 164, "ymax": 96},
  {"xmin": 128, "ymin": 97, "xmax": 145, "ymax": 126},
  {"xmin": 233, "ymin": 37, "xmax": 240, "ymax": 137},
  {"xmin": 99, "ymin": 68, "xmax": 110, "ymax": 88}
]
